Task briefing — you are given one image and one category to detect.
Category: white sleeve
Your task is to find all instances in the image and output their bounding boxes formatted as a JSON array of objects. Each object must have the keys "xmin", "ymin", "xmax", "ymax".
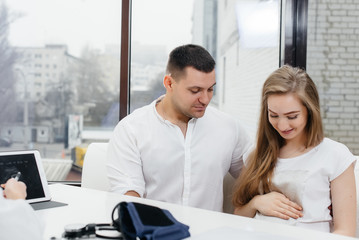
[
  {"xmin": 330, "ymin": 142, "xmax": 357, "ymax": 181},
  {"xmin": 0, "ymin": 193, "xmax": 43, "ymax": 240},
  {"xmin": 229, "ymin": 121, "xmax": 254, "ymax": 178},
  {"xmin": 243, "ymin": 144, "xmax": 255, "ymax": 167},
  {"xmin": 106, "ymin": 120, "xmax": 145, "ymax": 196}
]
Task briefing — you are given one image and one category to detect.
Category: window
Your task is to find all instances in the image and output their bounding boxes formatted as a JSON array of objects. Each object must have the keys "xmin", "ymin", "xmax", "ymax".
[
  {"xmin": 0, "ymin": 0, "xmax": 122, "ymax": 182},
  {"xmin": 216, "ymin": 0, "xmax": 280, "ymax": 135},
  {"xmin": 130, "ymin": 0, "xmax": 194, "ymax": 112}
]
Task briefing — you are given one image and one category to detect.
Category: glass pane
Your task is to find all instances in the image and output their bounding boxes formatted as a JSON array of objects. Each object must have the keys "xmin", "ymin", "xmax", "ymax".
[
  {"xmin": 306, "ymin": 1, "xmax": 359, "ymax": 155},
  {"xmin": 0, "ymin": 0, "xmax": 121, "ymax": 181},
  {"xmin": 130, "ymin": 0, "xmax": 281, "ymax": 138},
  {"xmin": 130, "ymin": 0, "xmax": 194, "ymax": 112},
  {"xmin": 217, "ymin": 0, "xmax": 280, "ymax": 136}
]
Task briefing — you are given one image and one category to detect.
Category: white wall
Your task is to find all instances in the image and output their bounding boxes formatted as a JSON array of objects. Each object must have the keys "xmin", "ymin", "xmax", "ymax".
[{"xmin": 216, "ymin": 0, "xmax": 280, "ymax": 138}]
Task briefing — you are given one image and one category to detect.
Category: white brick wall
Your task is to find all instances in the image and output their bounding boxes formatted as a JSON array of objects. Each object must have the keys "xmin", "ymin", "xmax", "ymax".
[{"xmin": 307, "ymin": 0, "xmax": 359, "ymax": 155}]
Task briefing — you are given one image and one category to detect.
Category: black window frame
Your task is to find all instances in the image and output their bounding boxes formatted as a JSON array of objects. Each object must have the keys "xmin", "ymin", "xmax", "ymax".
[{"xmin": 282, "ymin": 0, "xmax": 308, "ymax": 69}]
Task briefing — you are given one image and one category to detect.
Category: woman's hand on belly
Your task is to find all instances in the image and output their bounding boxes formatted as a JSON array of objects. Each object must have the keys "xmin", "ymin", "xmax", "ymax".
[{"xmin": 254, "ymin": 191, "xmax": 303, "ymax": 220}]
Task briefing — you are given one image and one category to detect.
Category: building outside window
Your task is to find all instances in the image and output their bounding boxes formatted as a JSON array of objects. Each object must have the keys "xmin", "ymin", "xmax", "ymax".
[{"xmin": 0, "ymin": 0, "xmax": 121, "ymax": 181}]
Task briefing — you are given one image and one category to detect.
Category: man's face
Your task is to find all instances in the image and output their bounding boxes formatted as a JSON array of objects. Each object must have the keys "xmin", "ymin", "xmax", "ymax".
[{"xmin": 169, "ymin": 66, "xmax": 216, "ymax": 119}]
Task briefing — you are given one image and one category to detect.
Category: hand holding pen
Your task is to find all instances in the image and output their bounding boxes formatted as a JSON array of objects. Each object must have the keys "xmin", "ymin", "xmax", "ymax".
[
  {"xmin": 13, "ymin": 171, "xmax": 21, "ymax": 181},
  {"xmin": 1, "ymin": 172, "xmax": 27, "ymax": 200},
  {"xmin": 1, "ymin": 172, "xmax": 22, "ymax": 189}
]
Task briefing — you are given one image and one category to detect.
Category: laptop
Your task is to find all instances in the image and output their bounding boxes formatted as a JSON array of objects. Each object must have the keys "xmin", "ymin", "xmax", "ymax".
[{"xmin": 0, "ymin": 150, "xmax": 67, "ymax": 210}]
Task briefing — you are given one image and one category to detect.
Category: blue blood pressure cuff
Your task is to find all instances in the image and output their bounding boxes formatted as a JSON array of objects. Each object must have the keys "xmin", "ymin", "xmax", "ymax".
[{"xmin": 113, "ymin": 202, "xmax": 190, "ymax": 240}]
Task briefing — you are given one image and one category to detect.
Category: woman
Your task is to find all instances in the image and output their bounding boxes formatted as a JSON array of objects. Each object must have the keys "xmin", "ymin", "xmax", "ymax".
[{"xmin": 232, "ymin": 65, "xmax": 356, "ymax": 236}]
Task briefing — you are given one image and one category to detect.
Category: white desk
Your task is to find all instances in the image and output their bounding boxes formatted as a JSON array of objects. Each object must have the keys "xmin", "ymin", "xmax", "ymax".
[{"xmin": 37, "ymin": 184, "xmax": 355, "ymax": 240}]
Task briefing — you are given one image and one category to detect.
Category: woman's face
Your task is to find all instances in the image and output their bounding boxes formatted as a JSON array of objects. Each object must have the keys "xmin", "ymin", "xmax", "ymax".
[{"xmin": 267, "ymin": 93, "xmax": 308, "ymax": 144}]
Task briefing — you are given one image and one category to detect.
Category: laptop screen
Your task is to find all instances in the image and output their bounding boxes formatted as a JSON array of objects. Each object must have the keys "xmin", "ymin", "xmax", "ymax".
[{"xmin": 0, "ymin": 153, "xmax": 45, "ymax": 200}]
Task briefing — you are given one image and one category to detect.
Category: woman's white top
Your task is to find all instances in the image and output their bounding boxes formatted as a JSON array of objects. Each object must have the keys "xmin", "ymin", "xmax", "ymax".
[{"xmin": 248, "ymin": 138, "xmax": 356, "ymax": 232}]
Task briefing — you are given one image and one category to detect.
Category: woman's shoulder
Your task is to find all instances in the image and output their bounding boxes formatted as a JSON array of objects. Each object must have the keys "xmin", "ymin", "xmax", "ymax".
[
  {"xmin": 319, "ymin": 138, "xmax": 356, "ymax": 181},
  {"xmin": 317, "ymin": 138, "xmax": 355, "ymax": 160},
  {"xmin": 320, "ymin": 138, "xmax": 351, "ymax": 153}
]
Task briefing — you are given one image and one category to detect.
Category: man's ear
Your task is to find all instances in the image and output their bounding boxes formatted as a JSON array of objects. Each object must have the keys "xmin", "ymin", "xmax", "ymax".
[{"xmin": 163, "ymin": 75, "xmax": 174, "ymax": 91}]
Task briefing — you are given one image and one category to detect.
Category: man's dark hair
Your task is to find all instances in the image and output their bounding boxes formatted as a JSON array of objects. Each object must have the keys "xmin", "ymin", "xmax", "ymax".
[{"xmin": 166, "ymin": 44, "xmax": 215, "ymax": 79}]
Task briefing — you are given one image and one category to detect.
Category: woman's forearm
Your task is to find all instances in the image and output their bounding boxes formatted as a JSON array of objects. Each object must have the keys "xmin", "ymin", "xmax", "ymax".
[{"xmin": 234, "ymin": 195, "xmax": 258, "ymax": 217}]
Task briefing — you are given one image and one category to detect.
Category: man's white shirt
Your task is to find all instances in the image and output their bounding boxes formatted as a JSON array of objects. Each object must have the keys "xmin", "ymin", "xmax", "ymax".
[{"xmin": 107, "ymin": 99, "xmax": 252, "ymax": 211}]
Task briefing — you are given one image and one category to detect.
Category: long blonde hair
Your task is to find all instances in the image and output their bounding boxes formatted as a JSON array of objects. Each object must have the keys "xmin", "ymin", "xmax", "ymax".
[{"xmin": 232, "ymin": 65, "xmax": 324, "ymax": 207}]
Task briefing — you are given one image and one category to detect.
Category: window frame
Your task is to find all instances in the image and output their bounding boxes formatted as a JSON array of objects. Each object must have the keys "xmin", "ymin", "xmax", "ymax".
[
  {"xmin": 119, "ymin": 0, "xmax": 132, "ymax": 119},
  {"xmin": 282, "ymin": 0, "xmax": 308, "ymax": 68}
]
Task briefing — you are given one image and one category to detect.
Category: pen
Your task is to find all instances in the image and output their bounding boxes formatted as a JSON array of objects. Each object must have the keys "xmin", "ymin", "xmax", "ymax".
[{"xmin": 13, "ymin": 172, "xmax": 21, "ymax": 181}]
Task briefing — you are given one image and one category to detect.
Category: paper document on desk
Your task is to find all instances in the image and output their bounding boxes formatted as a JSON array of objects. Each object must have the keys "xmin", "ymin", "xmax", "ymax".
[{"xmin": 189, "ymin": 226, "xmax": 299, "ymax": 240}]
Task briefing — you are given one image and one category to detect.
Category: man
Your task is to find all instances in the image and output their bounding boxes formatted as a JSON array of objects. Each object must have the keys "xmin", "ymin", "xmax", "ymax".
[
  {"xmin": 1, "ymin": 178, "xmax": 43, "ymax": 239},
  {"xmin": 107, "ymin": 44, "xmax": 252, "ymax": 212}
]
